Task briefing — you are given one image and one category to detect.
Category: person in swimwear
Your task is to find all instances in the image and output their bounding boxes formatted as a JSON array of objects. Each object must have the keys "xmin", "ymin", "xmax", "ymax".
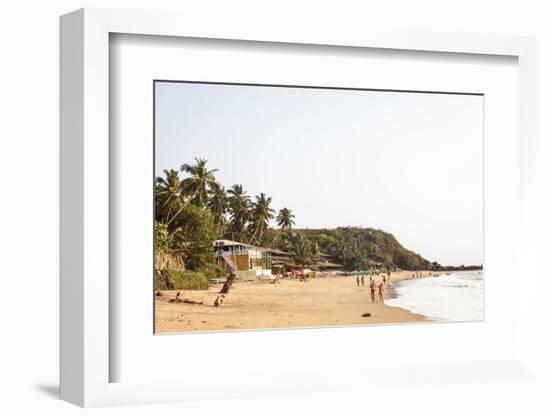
[
  {"xmin": 370, "ymin": 280, "xmax": 376, "ymax": 303},
  {"xmin": 378, "ymin": 283, "xmax": 385, "ymax": 303}
]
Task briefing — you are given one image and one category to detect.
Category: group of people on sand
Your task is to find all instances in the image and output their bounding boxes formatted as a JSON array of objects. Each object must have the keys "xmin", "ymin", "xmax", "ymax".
[
  {"xmin": 166, "ymin": 291, "xmax": 203, "ymax": 305},
  {"xmin": 355, "ymin": 272, "xmax": 389, "ymax": 286},
  {"xmin": 369, "ymin": 279, "xmax": 385, "ymax": 303},
  {"xmin": 162, "ymin": 291, "xmax": 226, "ymax": 307},
  {"xmin": 355, "ymin": 273, "xmax": 386, "ymax": 303}
]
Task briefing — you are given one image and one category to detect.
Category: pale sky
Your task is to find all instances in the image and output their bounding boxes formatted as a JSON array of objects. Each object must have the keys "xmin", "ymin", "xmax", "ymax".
[{"xmin": 155, "ymin": 81, "xmax": 483, "ymax": 266}]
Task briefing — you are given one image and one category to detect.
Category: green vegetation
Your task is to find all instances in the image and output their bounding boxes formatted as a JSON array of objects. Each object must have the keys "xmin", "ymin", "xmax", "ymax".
[
  {"xmin": 275, "ymin": 227, "xmax": 429, "ymax": 271},
  {"xmin": 155, "ymin": 158, "xmax": 474, "ymax": 286},
  {"xmin": 155, "ymin": 158, "xmax": 290, "ymax": 277},
  {"xmin": 226, "ymin": 184, "xmax": 251, "ymax": 242},
  {"xmin": 156, "ymin": 270, "xmax": 210, "ymax": 290},
  {"xmin": 248, "ymin": 193, "xmax": 276, "ymax": 245}
]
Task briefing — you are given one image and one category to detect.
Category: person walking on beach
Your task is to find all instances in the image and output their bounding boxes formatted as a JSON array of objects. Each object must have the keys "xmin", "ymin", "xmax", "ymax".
[
  {"xmin": 356, "ymin": 275, "xmax": 360, "ymax": 287},
  {"xmin": 370, "ymin": 280, "xmax": 376, "ymax": 303},
  {"xmin": 361, "ymin": 275, "xmax": 365, "ymax": 286},
  {"xmin": 378, "ymin": 283, "xmax": 385, "ymax": 303}
]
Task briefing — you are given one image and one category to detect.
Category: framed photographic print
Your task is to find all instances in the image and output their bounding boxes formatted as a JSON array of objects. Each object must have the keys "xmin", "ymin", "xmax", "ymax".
[{"xmin": 60, "ymin": 8, "xmax": 537, "ymax": 407}]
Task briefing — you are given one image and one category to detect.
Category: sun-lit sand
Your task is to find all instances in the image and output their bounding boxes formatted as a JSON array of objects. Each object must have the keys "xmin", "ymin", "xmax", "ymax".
[{"xmin": 155, "ymin": 271, "xmax": 429, "ymax": 333}]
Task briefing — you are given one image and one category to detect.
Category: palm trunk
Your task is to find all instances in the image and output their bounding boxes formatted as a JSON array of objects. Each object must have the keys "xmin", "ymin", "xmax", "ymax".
[
  {"xmin": 270, "ymin": 228, "xmax": 286, "ymax": 246},
  {"xmin": 219, "ymin": 272, "xmax": 235, "ymax": 294},
  {"xmin": 249, "ymin": 226, "xmax": 259, "ymax": 245},
  {"xmin": 166, "ymin": 188, "xmax": 200, "ymax": 226}
]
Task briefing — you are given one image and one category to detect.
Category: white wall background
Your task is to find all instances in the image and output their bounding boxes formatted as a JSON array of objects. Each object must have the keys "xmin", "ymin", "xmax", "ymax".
[{"xmin": 0, "ymin": 1, "xmax": 548, "ymax": 415}]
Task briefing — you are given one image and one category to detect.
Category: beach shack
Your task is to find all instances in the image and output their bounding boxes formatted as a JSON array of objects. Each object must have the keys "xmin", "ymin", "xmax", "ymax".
[
  {"xmin": 313, "ymin": 253, "xmax": 344, "ymax": 272},
  {"xmin": 267, "ymin": 247, "xmax": 293, "ymax": 274},
  {"xmin": 214, "ymin": 240, "xmax": 272, "ymax": 280},
  {"xmin": 313, "ymin": 260, "xmax": 344, "ymax": 272}
]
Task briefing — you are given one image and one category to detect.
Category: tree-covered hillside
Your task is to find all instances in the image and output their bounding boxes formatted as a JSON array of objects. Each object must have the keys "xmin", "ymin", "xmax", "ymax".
[{"xmin": 272, "ymin": 227, "xmax": 431, "ymax": 271}]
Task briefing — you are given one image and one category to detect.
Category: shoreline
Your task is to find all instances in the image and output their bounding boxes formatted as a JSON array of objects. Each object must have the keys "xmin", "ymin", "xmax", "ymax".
[
  {"xmin": 155, "ymin": 270, "xmax": 432, "ymax": 333},
  {"xmin": 384, "ymin": 270, "xmax": 484, "ymax": 323}
]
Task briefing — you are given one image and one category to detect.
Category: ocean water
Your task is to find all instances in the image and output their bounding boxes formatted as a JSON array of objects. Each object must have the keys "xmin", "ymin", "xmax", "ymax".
[{"xmin": 385, "ymin": 271, "xmax": 484, "ymax": 322}]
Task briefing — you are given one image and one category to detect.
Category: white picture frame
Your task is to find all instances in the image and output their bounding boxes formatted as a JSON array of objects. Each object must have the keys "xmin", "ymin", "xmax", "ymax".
[{"xmin": 60, "ymin": 7, "xmax": 537, "ymax": 407}]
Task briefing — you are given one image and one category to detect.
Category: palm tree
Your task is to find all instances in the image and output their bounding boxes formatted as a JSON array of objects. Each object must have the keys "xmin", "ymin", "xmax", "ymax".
[
  {"xmin": 271, "ymin": 207, "xmax": 295, "ymax": 246},
  {"xmin": 155, "ymin": 169, "xmax": 183, "ymax": 222},
  {"xmin": 310, "ymin": 240, "xmax": 321, "ymax": 265},
  {"xmin": 286, "ymin": 232, "xmax": 313, "ymax": 266},
  {"xmin": 248, "ymin": 193, "xmax": 275, "ymax": 245},
  {"xmin": 276, "ymin": 208, "xmax": 295, "ymax": 230},
  {"xmin": 166, "ymin": 158, "xmax": 218, "ymax": 226},
  {"xmin": 227, "ymin": 184, "xmax": 251, "ymax": 242},
  {"xmin": 180, "ymin": 158, "xmax": 219, "ymax": 208},
  {"xmin": 207, "ymin": 183, "xmax": 228, "ymax": 236}
]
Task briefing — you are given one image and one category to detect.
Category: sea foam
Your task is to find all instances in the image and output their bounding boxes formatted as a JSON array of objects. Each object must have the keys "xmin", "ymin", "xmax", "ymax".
[{"xmin": 385, "ymin": 271, "xmax": 484, "ymax": 322}]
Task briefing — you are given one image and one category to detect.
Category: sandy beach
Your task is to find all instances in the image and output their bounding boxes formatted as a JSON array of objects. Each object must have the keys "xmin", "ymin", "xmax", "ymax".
[{"xmin": 155, "ymin": 271, "xmax": 430, "ymax": 333}]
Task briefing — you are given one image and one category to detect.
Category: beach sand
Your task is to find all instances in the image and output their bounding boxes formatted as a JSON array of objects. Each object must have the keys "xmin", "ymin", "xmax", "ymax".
[{"xmin": 155, "ymin": 271, "xmax": 429, "ymax": 333}]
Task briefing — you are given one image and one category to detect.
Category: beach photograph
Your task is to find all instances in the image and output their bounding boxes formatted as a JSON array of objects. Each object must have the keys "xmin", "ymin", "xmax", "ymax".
[{"xmin": 154, "ymin": 81, "xmax": 484, "ymax": 333}]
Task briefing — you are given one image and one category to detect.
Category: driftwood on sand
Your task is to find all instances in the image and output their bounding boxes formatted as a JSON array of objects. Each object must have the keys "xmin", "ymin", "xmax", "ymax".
[{"xmin": 219, "ymin": 272, "xmax": 236, "ymax": 294}]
